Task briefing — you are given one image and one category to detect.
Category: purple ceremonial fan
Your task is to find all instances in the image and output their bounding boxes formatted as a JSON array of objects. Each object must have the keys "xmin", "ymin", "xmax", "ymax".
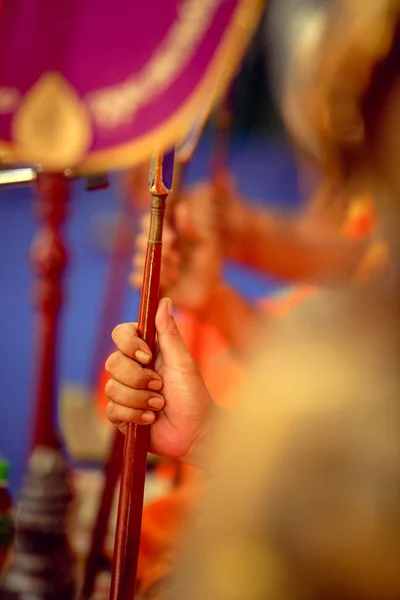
[{"xmin": 0, "ymin": 0, "xmax": 263, "ymax": 172}]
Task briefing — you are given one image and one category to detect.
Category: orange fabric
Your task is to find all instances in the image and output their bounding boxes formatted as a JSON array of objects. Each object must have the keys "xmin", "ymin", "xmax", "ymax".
[
  {"xmin": 96, "ymin": 197, "xmax": 376, "ymax": 597},
  {"xmin": 137, "ymin": 464, "xmax": 202, "ymax": 596},
  {"xmin": 176, "ymin": 311, "xmax": 245, "ymax": 408}
]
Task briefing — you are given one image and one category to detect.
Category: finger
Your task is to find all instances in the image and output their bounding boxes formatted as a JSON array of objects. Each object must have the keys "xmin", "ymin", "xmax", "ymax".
[
  {"xmin": 134, "ymin": 232, "xmax": 148, "ymax": 251},
  {"xmin": 132, "ymin": 251, "xmax": 180, "ymax": 272},
  {"xmin": 134, "ymin": 226, "xmax": 177, "ymax": 259},
  {"xmin": 139, "ymin": 213, "xmax": 150, "ymax": 232},
  {"xmin": 111, "ymin": 323, "xmax": 152, "ymax": 364},
  {"xmin": 133, "ymin": 252, "xmax": 146, "ymax": 272},
  {"xmin": 163, "ymin": 225, "xmax": 177, "ymax": 247},
  {"xmin": 105, "ymin": 378, "xmax": 165, "ymax": 410},
  {"xmin": 155, "ymin": 297, "xmax": 197, "ymax": 371},
  {"xmin": 175, "ymin": 202, "xmax": 203, "ymax": 243},
  {"xmin": 105, "ymin": 351, "xmax": 162, "ymax": 389},
  {"xmin": 133, "ymin": 245, "xmax": 181, "ymax": 270},
  {"xmin": 133, "ymin": 246, "xmax": 181, "ymax": 274},
  {"xmin": 129, "ymin": 272, "xmax": 144, "ymax": 290},
  {"xmin": 130, "ymin": 272, "xmax": 178, "ymax": 291},
  {"xmin": 131, "ymin": 261, "xmax": 180, "ymax": 290},
  {"xmin": 111, "ymin": 420, "xmax": 127, "ymax": 436},
  {"xmin": 106, "ymin": 401, "xmax": 156, "ymax": 427},
  {"xmin": 164, "ymin": 250, "xmax": 181, "ymax": 270}
]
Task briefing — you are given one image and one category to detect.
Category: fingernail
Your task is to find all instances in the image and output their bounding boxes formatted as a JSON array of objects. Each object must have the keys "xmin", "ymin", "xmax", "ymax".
[
  {"xmin": 141, "ymin": 411, "xmax": 156, "ymax": 423},
  {"xmin": 148, "ymin": 379, "xmax": 162, "ymax": 391},
  {"xmin": 148, "ymin": 397, "xmax": 164, "ymax": 409},
  {"xmin": 136, "ymin": 350, "xmax": 151, "ymax": 364}
]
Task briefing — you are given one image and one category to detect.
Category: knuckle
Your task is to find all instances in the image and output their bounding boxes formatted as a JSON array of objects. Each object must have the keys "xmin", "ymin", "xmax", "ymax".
[
  {"xmin": 112, "ymin": 323, "xmax": 138, "ymax": 352},
  {"xmin": 105, "ymin": 351, "xmax": 119, "ymax": 373},
  {"xmin": 132, "ymin": 367, "xmax": 150, "ymax": 388},
  {"xmin": 105, "ymin": 377, "xmax": 117, "ymax": 399},
  {"xmin": 106, "ymin": 400, "xmax": 117, "ymax": 420}
]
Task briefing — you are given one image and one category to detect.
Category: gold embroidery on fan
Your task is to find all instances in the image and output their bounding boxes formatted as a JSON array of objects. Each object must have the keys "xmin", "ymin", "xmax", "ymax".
[
  {"xmin": 12, "ymin": 72, "xmax": 92, "ymax": 169},
  {"xmin": 0, "ymin": 0, "xmax": 263, "ymax": 171},
  {"xmin": 85, "ymin": 0, "xmax": 220, "ymax": 129}
]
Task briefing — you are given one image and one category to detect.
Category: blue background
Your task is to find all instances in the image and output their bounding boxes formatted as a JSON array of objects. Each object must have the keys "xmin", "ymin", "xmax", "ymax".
[{"xmin": 0, "ymin": 133, "xmax": 302, "ymax": 495}]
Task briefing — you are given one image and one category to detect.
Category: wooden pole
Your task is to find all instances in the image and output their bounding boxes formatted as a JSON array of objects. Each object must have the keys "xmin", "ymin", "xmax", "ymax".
[
  {"xmin": 1, "ymin": 173, "xmax": 75, "ymax": 600},
  {"xmin": 110, "ymin": 151, "xmax": 175, "ymax": 600}
]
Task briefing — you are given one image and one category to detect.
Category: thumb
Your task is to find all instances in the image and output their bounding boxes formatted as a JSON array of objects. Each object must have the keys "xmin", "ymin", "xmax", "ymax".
[{"xmin": 155, "ymin": 298, "xmax": 194, "ymax": 370}]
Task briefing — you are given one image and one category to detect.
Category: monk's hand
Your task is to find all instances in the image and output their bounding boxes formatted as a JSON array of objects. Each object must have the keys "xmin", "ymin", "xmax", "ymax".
[
  {"xmin": 105, "ymin": 297, "xmax": 214, "ymax": 462},
  {"xmin": 130, "ymin": 213, "xmax": 181, "ymax": 292}
]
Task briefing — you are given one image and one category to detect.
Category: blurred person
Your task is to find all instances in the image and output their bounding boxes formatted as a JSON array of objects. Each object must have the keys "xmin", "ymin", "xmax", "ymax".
[
  {"xmin": 132, "ymin": 173, "xmax": 378, "ymax": 295},
  {"xmin": 100, "ymin": 18, "xmax": 388, "ymax": 595},
  {"xmin": 105, "ymin": 1, "xmax": 400, "ymax": 599},
  {"xmin": 98, "ymin": 176, "xmax": 386, "ymax": 599},
  {"xmin": 101, "ymin": 4, "xmax": 388, "ymax": 596},
  {"xmin": 130, "ymin": 172, "xmax": 385, "ymax": 357},
  {"xmin": 109, "ymin": 171, "xmax": 386, "ymax": 599}
]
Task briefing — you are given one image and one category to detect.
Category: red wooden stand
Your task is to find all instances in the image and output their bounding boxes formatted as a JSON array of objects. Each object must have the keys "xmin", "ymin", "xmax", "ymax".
[{"xmin": 0, "ymin": 173, "xmax": 75, "ymax": 600}]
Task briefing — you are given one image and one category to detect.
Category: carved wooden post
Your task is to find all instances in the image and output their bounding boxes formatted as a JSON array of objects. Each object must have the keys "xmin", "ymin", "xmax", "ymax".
[{"xmin": 0, "ymin": 173, "xmax": 76, "ymax": 600}]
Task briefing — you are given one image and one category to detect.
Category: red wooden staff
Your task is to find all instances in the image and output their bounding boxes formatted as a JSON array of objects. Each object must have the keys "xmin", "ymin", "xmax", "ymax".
[
  {"xmin": 110, "ymin": 149, "xmax": 175, "ymax": 600},
  {"xmin": 80, "ymin": 119, "xmax": 210, "ymax": 600},
  {"xmin": 80, "ymin": 169, "xmax": 151, "ymax": 600}
]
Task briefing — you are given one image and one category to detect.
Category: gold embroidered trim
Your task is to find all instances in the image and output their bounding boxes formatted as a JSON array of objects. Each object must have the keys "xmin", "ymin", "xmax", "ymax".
[
  {"xmin": 0, "ymin": 0, "xmax": 264, "ymax": 171},
  {"xmin": 80, "ymin": 0, "xmax": 264, "ymax": 172},
  {"xmin": 86, "ymin": 0, "xmax": 220, "ymax": 129}
]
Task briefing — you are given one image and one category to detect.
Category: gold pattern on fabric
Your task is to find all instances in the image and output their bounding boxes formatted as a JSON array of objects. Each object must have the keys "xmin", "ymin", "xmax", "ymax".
[
  {"xmin": 0, "ymin": 0, "xmax": 264, "ymax": 171},
  {"xmin": 80, "ymin": 0, "xmax": 264, "ymax": 172},
  {"xmin": 86, "ymin": 0, "xmax": 220, "ymax": 129},
  {"xmin": 12, "ymin": 73, "xmax": 92, "ymax": 169}
]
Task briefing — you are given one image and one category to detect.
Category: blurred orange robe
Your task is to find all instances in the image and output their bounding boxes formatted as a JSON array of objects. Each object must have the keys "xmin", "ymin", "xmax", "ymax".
[{"xmin": 96, "ymin": 196, "xmax": 375, "ymax": 597}]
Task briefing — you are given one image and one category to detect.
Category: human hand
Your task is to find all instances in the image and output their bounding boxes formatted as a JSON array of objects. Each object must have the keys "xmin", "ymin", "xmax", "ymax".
[
  {"xmin": 105, "ymin": 297, "xmax": 215, "ymax": 463},
  {"xmin": 130, "ymin": 181, "xmax": 223, "ymax": 314},
  {"xmin": 130, "ymin": 212, "xmax": 181, "ymax": 292}
]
